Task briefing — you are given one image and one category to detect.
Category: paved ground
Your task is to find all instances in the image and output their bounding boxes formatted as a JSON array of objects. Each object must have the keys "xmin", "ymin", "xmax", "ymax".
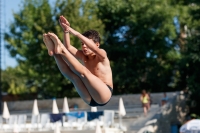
[{"xmin": 117, "ymin": 104, "xmax": 160, "ymax": 133}]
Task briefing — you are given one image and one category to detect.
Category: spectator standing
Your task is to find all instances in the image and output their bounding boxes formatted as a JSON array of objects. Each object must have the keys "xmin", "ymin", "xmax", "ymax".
[{"xmin": 140, "ymin": 89, "xmax": 150, "ymax": 116}]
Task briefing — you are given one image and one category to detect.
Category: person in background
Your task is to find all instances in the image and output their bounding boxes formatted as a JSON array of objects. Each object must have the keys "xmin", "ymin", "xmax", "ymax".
[
  {"xmin": 161, "ymin": 92, "xmax": 168, "ymax": 106},
  {"xmin": 140, "ymin": 89, "xmax": 150, "ymax": 116}
]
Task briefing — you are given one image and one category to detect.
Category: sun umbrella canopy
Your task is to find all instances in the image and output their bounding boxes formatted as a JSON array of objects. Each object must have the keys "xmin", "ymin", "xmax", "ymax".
[
  {"xmin": 119, "ymin": 97, "xmax": 126, "ymax": 116},
  {"xmin": 2, "ymin": 102, "xmax": 10, "ymax": 119},
  {"xmin": 95, "ymin": 122, "xmax": 102, "ymax": 133},
  {"xmin": 54, "ymin": 122, "xmax": 61, "ymax": 133},
  {"xmin": 52, "ymin": 99, "xmax": 59, "ymax": 114},
  {"xmin": 63, "ymin": 97, "xmax": 69, "ymax": 113},
  {"xmin": 32, "ymin": 99, "xmax": 39, "ymax": 115}
]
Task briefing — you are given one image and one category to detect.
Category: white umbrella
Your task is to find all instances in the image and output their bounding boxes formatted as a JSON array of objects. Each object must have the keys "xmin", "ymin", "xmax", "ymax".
[
  {"xmin": 54, "ymin": 122, "xmax": 61, "ymax": 133},
  {"xmin": 63, "ymin": 97, "xmax": 69, "ymax": 113},
  {"xmin": 52, "ymin": 99, "xmax": 59, "ymax": 114},
  {"xmin": 13, "ymin": 122, "xmax": 19, "ymax": 133},
  {"xmin": 32, "ymin": 99, "xmax": 39, "ymax": 115},
  {"xmin": 95, "ymin": 122, "xmax": 102, "ymax": 133},
  {"xmin": 180, "ymin": 119, "xmax": 200, "ymax": 133},
  {"xmin": 118, "ymin": 97, "xmax": 126, "ymax": 130},
  {"xmin": 91, "ymin": 107, "xmax": 97, "ymax": 112},
  {"xmin": 119, "ymin": 97, "xmax": 126, "ymax": 116},
  {"xmin": 2, "ymin": 101, "xmax": 10, "ymax": 119}
]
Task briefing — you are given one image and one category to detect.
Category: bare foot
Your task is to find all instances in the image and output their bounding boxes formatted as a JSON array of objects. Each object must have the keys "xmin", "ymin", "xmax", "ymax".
[
  {"xmin": 47, "ymin": 32, "xmax": 65, "ymax": 54},
  {"xmin": 43, "ymin": 33, "xmax": 54, "ymax": 56}
]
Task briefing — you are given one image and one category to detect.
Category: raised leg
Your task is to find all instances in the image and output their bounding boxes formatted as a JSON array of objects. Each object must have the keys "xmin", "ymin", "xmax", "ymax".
[
  {"xmin": 43, "ymin": 34, "xmax": 91, "ymax": 104},
  {"xmin": 48, "ymin": 33, "xmax": 112, "ymax": 104},
  {"xmin": 54, "ymin": 54, "xmax": 92, "ymax": 104}
]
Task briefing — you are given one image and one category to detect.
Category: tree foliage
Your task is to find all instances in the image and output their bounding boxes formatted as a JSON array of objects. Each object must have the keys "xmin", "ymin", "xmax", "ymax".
[
  {"xmin": 176, "ymin": 0, "xmax": 200, "ymax": 116},
  {"xmin": 2, "ymin": 66, "xmax": 36, "ymax": 100},
  {"xmin": 97, "ymin": 0, "xmax": 188, "ymax": 94}
]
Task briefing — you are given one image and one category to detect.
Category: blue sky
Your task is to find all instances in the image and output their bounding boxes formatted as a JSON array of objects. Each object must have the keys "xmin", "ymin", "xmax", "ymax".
[
  {"xmin": 1, "ymin": 0, "xmax": 21, "ymax": 69},
  {"xmin": 1, "ymin": 0, "xmax": 55, "ymax": 70}
]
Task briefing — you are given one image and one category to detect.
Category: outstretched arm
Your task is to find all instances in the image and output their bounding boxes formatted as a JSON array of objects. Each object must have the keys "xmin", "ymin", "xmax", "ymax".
[
  {"xmin": 68, "ymin": 26, "xmax": 107, "ymax": 60},
  {"xmin": 59, "ymin": 15, "xmax": 83, "ymax": 59}
]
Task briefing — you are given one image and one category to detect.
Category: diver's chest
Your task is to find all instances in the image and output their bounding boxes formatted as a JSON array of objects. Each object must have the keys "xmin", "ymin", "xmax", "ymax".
[{"xmin": 83, "ymin": 59, "xmax": 101, "ymax": 72}]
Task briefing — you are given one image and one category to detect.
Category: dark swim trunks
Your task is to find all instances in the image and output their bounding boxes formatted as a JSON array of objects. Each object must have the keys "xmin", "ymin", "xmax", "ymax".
[{"xmin": 89, "ymin": 85, "xmax": 113, "ymax": 107}]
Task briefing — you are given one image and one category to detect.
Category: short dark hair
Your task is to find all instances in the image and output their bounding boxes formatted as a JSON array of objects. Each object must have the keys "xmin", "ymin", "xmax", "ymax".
[{"xmin": 82, "ymin": 30, "xmax": 101, "ymax": 44}]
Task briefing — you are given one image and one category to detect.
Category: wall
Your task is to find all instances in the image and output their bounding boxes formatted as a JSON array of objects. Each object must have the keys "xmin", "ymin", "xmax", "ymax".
[{"xmin": 4, "ymin": 92, "xmax": 177, "ymax": 114}]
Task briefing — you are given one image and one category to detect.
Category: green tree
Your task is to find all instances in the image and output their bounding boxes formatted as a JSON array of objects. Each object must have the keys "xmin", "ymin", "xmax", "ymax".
[
  {"xmin": 97, "ymin": 0, "xmax": 188, "ymax": 94},
  {"xmin": 4, "ymin": 0, "xmax": 104, "ymax": 99},
  {"xmin": 2, "ymin": 67, "xmax": 37, "ymax": 100},
  {"xmin": 176, "ymin": 0, "xmax": 200, "ymax": 116}
]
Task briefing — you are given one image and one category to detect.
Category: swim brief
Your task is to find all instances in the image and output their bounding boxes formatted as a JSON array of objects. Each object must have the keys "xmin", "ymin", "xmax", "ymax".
[{"xmin": 89, "ymin": 85, "xmax": 113, "ymax": 107}]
